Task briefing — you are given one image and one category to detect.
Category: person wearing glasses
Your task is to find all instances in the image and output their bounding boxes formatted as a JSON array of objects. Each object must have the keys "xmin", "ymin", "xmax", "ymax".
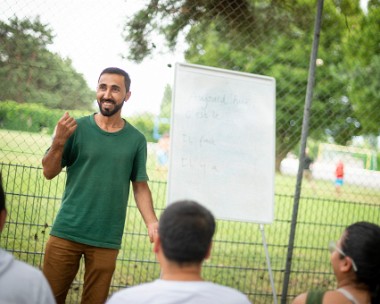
[{"xmin": 292, "ymin": 221, "xmax": 380, "ymax": 304}]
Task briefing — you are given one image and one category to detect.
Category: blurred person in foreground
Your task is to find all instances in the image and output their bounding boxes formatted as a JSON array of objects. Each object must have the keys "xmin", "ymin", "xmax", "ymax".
[
  {"xmin": 293, "ymin": 221, "xmax": 380, "ymax": 304},
  {"xmin": 107, "ymin": 200, "xmax": 251, "ymax": 304},
  {"xmin": 0, "ymin": 172, "xmax": 55, "ymax": 303},
  {"xmin": 41, "ymin": 67, "xmax": 158, "ymax": 304}
]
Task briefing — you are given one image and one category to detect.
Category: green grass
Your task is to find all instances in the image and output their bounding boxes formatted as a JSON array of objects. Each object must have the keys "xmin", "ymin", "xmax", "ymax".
[{"xmin": 1, "ymin": 128, "xmax": 380, "ymax": 303}]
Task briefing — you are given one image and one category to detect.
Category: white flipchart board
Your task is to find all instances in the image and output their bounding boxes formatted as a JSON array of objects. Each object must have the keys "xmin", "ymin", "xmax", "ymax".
[{"xmin": 167, "ymin": 63, "xmax": 275, "ymax": 223}]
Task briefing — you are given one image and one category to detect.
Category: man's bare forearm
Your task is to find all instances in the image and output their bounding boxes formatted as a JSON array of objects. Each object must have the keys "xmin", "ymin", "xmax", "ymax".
[
  {"xmin": 133, "ymin": 182, "xmax": 158, "ymax": 224},
  {"xmin": 133, "ymin": 181, "xmax": 158, "ymax": 242},
  {"xmin": 42, "ymin": 141, "xmax": 65, "ymax": 179}
]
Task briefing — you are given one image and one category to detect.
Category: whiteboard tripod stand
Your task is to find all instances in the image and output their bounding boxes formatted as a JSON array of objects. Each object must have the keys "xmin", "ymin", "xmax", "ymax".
[{"xmin": 259, "ymin": 224, "xmax": 277, "ymax": 304}]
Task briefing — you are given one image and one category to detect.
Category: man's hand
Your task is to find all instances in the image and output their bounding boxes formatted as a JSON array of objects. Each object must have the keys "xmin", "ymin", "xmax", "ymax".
[
  {"xmin": 54, "ymin": 112, "xmax": 77, "ymax": 146},
  {"xmin": 42, "ymin": 112, "xmax": 77, "ymax": 180},
  {"xmin": 147, "ymin": 221, "xmax": 159, "ymax": 243}
]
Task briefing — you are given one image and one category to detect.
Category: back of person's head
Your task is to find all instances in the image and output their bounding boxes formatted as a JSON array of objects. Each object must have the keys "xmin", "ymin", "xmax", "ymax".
[
  {"xmin": 98, "ymin": 67, "xmax": 131, "ymax": 92},
  {"xmin": 0, "ymin": 172, "xmax": 5, "ymax": 212},
  {"xmin": 342, "ymin": 221, "xmax": 380, "ymax": 303},
  {"xmin": 0, "ymin": 172, "xmax": 6, "ymax": 233},
  {"xmin": 159, "ymin": 200, "xmax": 216, "ymax": 264}
]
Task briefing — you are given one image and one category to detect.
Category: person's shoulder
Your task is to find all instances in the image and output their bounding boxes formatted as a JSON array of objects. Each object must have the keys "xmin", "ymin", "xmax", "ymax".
[
  {"xmin": 107, "ymin": 281, "xmax": 157, "ymax": 303},
  {"xmin": 125, "ymin": 120, "xmax": 142, "ymax": 133},
  {"xmin": 1, "ymin": 252, "xmax": 50, "ymax": 287},
  {"xmin": 76, "ymin": 114, "xmax": 93, "ymax": 124},
  {"xmin": 292, "ymin": 290, "xmax": 345, "ymax": 304},
  {"xmin": 322, "ymin": 290, "xmax": 352, "ymax": 303},
  {"xmin": 0, "ymin": 249, "xmax": 33, "ymax": 276},
  {"xmin": 0, "ymin": 256, "xmax": 54, "ymax": 303},
  {"xmin": 12, "ymin": 258, "xmax": 46, "ymax": 279},
  {"xmin": 124, "ymin": 120, "xmax": 147, "ymax": 140},
  {"xmin": 207, "ymin": 282, "xmax": 251, "ymax": 303}
]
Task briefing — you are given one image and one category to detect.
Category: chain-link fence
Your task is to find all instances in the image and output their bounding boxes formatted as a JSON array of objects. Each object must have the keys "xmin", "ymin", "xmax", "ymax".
[{"xmin": 1, "ymin": 0, "xmax": 380, "ymax": 303}]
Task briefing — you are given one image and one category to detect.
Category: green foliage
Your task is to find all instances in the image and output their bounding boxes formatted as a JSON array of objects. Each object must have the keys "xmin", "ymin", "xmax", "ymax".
[
  {"xmin": 158, "ymin": 123, "xmax": 170, "ymax": 138},
  {"xmin": 0, "ymin": 100, "xmax": 160, "ymax": 144},
  {"xmin": 123, "ymin": 0, "xmax": 378, "ymax": 170},
  {"xmin": 156, "ymin": 84, "xmax": 172, "ymax": 138},
  {"xmin": 123, "ymin": 0, "xmax": 308, "ymax": 62},
  {"xmin": 341, "ymin": 3, "xmax": 380, "ymax": 135},
  {"xmin": 0, "ymin": 100, "xmax": 91, "ymax": 134},
  {"xmin": 0, "ymin": 17, "xmax": 95, "ymax": 110},
  {"xmin": 159, "ymin": 84, "xmax": 172, "ymax": 118},
  {"xmin": 183, "ymin": 8, "xmax": 362, "ymax": 166}
]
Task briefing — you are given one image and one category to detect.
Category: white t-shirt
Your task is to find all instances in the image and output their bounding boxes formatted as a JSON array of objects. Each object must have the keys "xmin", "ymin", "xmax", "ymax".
[
  {"xmin": 0, "ymin": 249, "xmax": 55, "ymax": 304},
  {"xmin": 107, "ymin": 279, "xmax": 251, "ymax": 304}
]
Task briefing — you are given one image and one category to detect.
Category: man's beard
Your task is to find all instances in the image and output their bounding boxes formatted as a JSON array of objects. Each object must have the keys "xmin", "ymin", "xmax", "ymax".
[{"xmin": 97, "ymin": 99, "xmax": 124, "ymax": 117}]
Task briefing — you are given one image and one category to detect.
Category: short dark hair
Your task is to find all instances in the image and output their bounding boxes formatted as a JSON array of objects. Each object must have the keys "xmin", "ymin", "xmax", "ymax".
[
  {"xmin": 0, "ymin": 172, "xmax": 5, "ymax": 212},
  {"xmin": 98, "ymin": 67, "xmax": 131, "ymax": 92},
  {"xmin": 159, "ymin": 200, "xmax": 216, "ymax": 264},
  {"xmin": 342, "ymin": 221, "xmax": 380, "ymax": 302}
]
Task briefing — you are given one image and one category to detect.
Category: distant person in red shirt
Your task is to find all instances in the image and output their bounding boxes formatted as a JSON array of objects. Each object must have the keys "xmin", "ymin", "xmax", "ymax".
[{"xmin": 335, "ymin": 160, "xmax": 344, "ymax": 194}]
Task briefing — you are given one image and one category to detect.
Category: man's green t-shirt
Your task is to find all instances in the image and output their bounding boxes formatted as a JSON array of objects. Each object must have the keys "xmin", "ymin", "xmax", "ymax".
[{"xmin": 50, "ymin": 114, "xmax": 148, "ymax": 249}]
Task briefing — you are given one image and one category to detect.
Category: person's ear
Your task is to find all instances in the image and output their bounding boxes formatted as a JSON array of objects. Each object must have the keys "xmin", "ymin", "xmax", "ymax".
[
  {"xmin": 340, "ymin": 256, "xmax": 354, "ymax": 273},
  {"xmin": 124, "ymin": 91, "xmax": 132, "ymax": 103},
  {"xmin": 0, "ymin": 209, "xmax": 7, "ymax": 232}
]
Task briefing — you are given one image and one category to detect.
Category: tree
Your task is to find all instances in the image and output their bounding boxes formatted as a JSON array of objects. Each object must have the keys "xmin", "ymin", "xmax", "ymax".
[
  {"xmin": 127, "ymin": 112, "xmax": 156, "ymax": 142},
  {"xmin": 0, "ymin": 17, "xmax": 94, "ymax": 110},
  {"xmin": 341, "ymin": 1, "xmax": 380, "ymax": 135},
  {"xmin": 159, "ymin": 84, "xmax": 172, "ymax": 118},
  {"xmin": 154, "ymin": 84, "xmax": 172, "ymax": 140},
  {"xmin": 123, "ymin": 0, "xmax": 371, "ymax": 169}
]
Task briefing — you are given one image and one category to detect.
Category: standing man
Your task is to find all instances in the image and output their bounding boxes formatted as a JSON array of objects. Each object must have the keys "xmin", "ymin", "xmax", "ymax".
[
  {"xmin": 107, "ymin": 200, "xmax": 251, "ymax": 304},
  {"xmin": 42, "ymin": 67, "xmax": 158, "ymax": 304},
  {"xmin": 0, "ymin": 172, "xmax": 55, "ymax": 303}
]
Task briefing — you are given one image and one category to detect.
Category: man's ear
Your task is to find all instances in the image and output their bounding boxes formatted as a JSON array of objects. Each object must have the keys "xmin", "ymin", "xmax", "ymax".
[
  {"xmin": 0, "ymin": 209, "xmax": 7, "ymax": 232},
  {"xmin": 124, "ymin": 91, "xmax": 132, "ymax": 103}
]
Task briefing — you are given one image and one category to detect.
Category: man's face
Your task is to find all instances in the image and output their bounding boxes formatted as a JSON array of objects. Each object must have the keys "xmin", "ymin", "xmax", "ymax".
[{"xmin": 96, "ymin": 73, "xmax": 130, "ymax": 117}]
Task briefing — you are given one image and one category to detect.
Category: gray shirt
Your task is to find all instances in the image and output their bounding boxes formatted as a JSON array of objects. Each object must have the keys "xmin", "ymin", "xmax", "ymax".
[{"xmin": 0, "ymin": 249, "xmax": 55, "ymax": 304}]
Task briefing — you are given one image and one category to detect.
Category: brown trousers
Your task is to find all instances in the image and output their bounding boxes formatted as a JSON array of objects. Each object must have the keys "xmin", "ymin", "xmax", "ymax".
[{"xmin": 43, "ymin": 236, "xmax": 119, "ymax": 304}]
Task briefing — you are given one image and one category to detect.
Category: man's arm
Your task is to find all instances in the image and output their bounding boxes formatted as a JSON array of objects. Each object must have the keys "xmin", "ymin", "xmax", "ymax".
[
  {"xmin": 42, "ymin": 112, "xmax": 77, "ymax": 180},
  {"xmin": 132, "ymin": 181, "xmax": 158, "ymax": 243}
]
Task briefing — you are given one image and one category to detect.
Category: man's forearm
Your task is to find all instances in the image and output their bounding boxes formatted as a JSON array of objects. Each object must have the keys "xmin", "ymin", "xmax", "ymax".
[
  {"xmin": 42, "ymin": 143, "xmax": 64, "ymax": 180},
  {"xmin": 133, "ymin": 182, "xmax": 158, "ymax": 224},
  {"xmin": 136, "ymin": 193, "xmax": 158, "ymax": 225},
  {"xmin": 133, "ymin": 182, "xmax": 159, "ymax": 243}
]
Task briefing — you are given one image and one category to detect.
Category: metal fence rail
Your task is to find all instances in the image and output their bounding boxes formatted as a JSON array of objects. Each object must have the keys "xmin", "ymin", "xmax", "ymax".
[{"xmin": 1, "ymin": 162, "xmax": 379, "ymax": 303}]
